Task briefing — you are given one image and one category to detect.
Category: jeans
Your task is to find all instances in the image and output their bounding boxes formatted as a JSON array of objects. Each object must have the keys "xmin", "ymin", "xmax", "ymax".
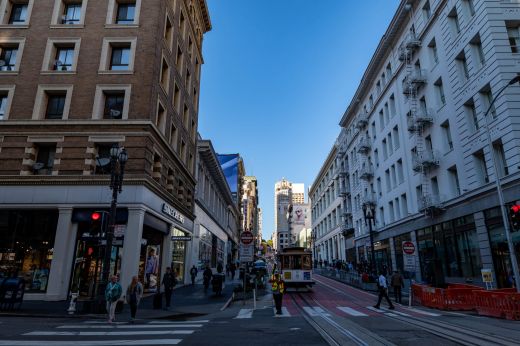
[
  {"xmin": 164, "ymin": 288, "xmax": 172, "ymax": 308},
  {"xmin": 130, "ymin": 303, "xmax": 137, "ymax": 319},
  {"xmin": 106, "ymin": 301, "xmax": 118, "ymax": 321},
  {"xmin": 375, "ymin": 288, "xmax": 394, "ymax": 308},
  {"xmin": 273, "ymin": 293, "xmax": 283, "ymax": 314},
  {"xmin": 393, "ymin": 286, "xmax": 402, "ymax": 303}
]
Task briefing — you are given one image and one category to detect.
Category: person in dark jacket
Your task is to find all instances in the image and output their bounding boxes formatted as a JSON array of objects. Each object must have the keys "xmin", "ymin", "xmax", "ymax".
[
  {"xmin": 125, "ymin": 276, "xmax": 143, "ymax": 323},
  {"xmin": 390, "ymin": 270, "xmax": 405, "ymax": 304},
  {"xmin": 162, "ymin": 267, "xmax": 177, "ymax": 309},
  {"xmin": 190, "ymin": 265, "xmax": 198, "ymax": 285},
  {"xmin": 230, "ymin": 263, "xmax": 236, "ymax": 280},
  {"xmin": 203, "ymin": 266, "xmax": 212, "ymax": 292}
]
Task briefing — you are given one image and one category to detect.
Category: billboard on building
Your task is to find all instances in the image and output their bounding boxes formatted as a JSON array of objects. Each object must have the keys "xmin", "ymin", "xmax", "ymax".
[
  {"xmin": 218, "ymin": 154, "xmax": 239, "ymax": 202},
  {"xmin": 292, "ymin": 204, "xmax": 306, "ymax": 225}
]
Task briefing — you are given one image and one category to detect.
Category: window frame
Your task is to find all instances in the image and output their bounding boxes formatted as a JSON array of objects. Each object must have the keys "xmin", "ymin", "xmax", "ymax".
[
  {"xmin": 92, "ymin": 84, "xmax": 131, "ymax": 120},
  {"xmin": 0, "ymin": 0, "xmax": 34, "ymax": 26},
  {"xmin": 0, "ymin": 38, "xmax": 26, "ymax": 73},
  {"xmin": 106, "ymin": 0, "xmax": 142, "ymax": 26},
  {"xmin": 41, "ymin": 38, "xmax": 81, "ymax": 73},
  {"xmin": 0, "ymin": 85, "xmax": 15, "ymax": 120},
  {"xmin": 32, "ymin": 84, "xmax": 74, "ymax": 120},
  {"xmin": 99, "ymin": 37, "xmax": 137, "ymax": 73},
  {"xmin": 51, "ymin": 0, "xmax": 88, "ymax": 27}
]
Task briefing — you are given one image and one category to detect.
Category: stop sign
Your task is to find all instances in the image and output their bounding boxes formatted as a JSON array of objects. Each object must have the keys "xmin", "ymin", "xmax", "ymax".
[
  {"xmin": 241, "ymin": 231, "xmax": 254, "ymax": 245},
  {"xmin": 402, "ymin": 241, "xmax": 415, "ymax": 255}
]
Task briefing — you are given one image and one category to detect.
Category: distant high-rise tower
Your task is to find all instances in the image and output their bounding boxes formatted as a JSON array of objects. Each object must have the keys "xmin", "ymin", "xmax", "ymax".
[
  {"xmin": 274, "ymin": 178, "xmax": 305, "ymax": 251},
  {"xmin": 292, "ymin": 183, "xmax": 305, "ymax": 204}
]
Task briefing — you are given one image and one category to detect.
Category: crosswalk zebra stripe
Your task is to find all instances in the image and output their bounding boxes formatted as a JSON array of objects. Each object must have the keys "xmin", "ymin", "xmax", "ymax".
[
  {"xmin": 378, "ymin": 307, "xmax": 411, "ymax": 317},
  {"xmin": 272, "ymin": 307, "xmax": 291, "ymax": 317},
  {"xmin": 337, "ymin": 307, "xmax": 368, "ymax": 316},
  {"xmin": 57, "ymin": 324, "xmax": 203, "ymax": 329},
  {"xmin": 404, "ymin": 307, "xmax": 441, "ymax": 317},
  {"xmin": 24, "ymin": 330, "xmax": 195, "ymax": 336},
  {"xmin": 234, "ymin": 308, "xmax": 254, "ymax": 319},
  {"xmin": 302, "ymin": 306, "xmax": 331, "ymax": 317},
  {"xmin": 0, "ymin": 340, "xmax": 182, "ymax": 346}
]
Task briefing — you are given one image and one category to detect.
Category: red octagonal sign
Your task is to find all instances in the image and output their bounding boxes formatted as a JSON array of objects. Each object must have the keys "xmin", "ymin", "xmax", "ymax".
[
  {"xmin": 402, "ymin": 241, "xmax": 415, "ymax": 255},
  {"xmin": 241, "ymin": 231, "xmax": 254, "ymax": 245}
]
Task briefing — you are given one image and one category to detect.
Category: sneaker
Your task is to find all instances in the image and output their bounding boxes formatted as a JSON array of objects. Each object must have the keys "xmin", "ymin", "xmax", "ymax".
[
  {"xmin": 389, "ymin": 306, "xmax": 395, "ymax": 310},
  {"xmin": 373, "ymin": 305, "xmax": 380, "ymax": 309}
]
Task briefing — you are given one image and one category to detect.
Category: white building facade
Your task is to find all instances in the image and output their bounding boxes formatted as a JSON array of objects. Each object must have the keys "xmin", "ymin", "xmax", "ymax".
[{"xmin": 313, "ymin": 0, "xmax": 520, "ymax": 287}]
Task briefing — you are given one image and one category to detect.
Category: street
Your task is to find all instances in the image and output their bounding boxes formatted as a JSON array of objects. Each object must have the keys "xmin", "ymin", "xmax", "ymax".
[{"xmin": 1, "ymin": 275, "xmax": 519, "ymax": 345}]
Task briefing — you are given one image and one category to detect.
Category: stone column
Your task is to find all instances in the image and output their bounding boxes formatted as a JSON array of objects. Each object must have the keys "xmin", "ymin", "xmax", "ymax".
[
  {"xmin": 410, "ymin": 231, "xmax": 422, "ymax": 282},
  {"xmin": 161, "ymin": 225, "xmax": 172, "ymax": 282},
  {"xmin": 474, "ymin": 211, "xmax": 497, "ymax": 284},
  {"xmin": 119, "ymin": 207, "xmax": 145, "ymax": 291},
  {"xmin": 389, "ymin": 237, "xmax": 397, "ymax": 271},
  {"xmin": 46, "ymin": 207, "xmax": 77, "ymax": 301}
]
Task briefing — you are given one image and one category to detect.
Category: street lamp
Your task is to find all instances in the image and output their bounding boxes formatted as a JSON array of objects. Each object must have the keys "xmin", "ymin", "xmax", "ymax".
[
  {"xmin": 362, "ymin": 202, "xmax": 377, "ymax": 275},
  {"xmin": 482, "ymin": 75, "xmax": 520, "ymax": 292},
  {"xmin": 98, "ymin": 144, "xmax": 128, "ymax": 306}
]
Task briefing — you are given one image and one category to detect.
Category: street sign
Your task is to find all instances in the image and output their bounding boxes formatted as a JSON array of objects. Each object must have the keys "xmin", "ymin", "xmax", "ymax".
[
  {"xmin": 402, "ymin": 241, "xmax": 415, "ymax": 255},
  {"xmin": 402, "ymin": 241, "xmax": 416, "ymax": 272},
  {"xmin": 481, "ymin": 269, "xmax": 494, "ymax": 290},
  {"xmin": 171, "ymin": 235, "xmax": 192, "ymax": 241},
  {"xmin": 240, "ymin": 244, "xmax": 254, "ymax": 262},
  {"xmin": 240, "ymin": 231, "xmax": 254, "ymax": 245}
]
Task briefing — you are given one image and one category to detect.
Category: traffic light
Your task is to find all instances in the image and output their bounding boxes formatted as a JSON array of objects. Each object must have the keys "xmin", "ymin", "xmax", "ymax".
[
  {"xmin": 510, "ymin": 204, "xmax": 520, "ymax": 231},
  {"xmin": 89, "ymin": 211, "xmax": 106, "ymax": 237},
  {"xmin": 91, "ymin": 212, "xmax": 101, "ymax": 221}
]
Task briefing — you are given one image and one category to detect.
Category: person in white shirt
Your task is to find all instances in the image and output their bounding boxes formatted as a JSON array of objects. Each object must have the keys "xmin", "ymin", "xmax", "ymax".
[{"xmin": 374, "ymin": 272, "xmax": 395, "ymax": 310}]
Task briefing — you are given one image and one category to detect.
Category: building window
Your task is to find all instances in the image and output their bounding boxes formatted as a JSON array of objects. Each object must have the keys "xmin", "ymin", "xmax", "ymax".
[
  {"xmin": 8, "ymin": 2, "xmax": 28, "ymax": 24},
  {"xmin": 428, "ymin": 38, "xmax": 438, "ymax": 65},
  {"xmin": 180, "ymin": 140, "xmax": 186, "ymax": 162},
  {"xmin": 423, "ymin": 1, "xmax": 431, "ymax": 21},
  {"xmin": 0, "ymin": 44, "xmax": 19, "ymax": 71},
  {"xmin": 448, "ymin": 166, "xmax": 461, "ymax": 197},
  {"xmin": 95, "ymin": 143, "xmax": 116, "ymax": 174},
  {"xmin": 63, "ymin": 2, "xmax": 81, "ymax": 24},
  {"xmin": 41, "ymin": 39, "xmax": 81, "ymax": 72},
  {"xmin": 456, "ymin": 50, "xmax": 470, "ymax": 81},
  {"xmin": 173, "ymin": 83, "xmax": 180, "ymax": 112},
  {"xmin": 54, "ymin": 46, "xmax": 74, "ymax": 71},
  {"xmin": 164, "ymin": 14, "xmax": 173, "ymax": 51},
  {"xmin": 99, "ymin": 38, "xmax": 136, "ymax": 72},
  {"xmin": 441, "ymin": 120, "xmax": 454, "ymax": 152},
  {"xmin": 170, "ymin": 124, "xmax": 178, "ymax": 150},
  {"xmin": 0, "ymin": 92, "xmax": 7, "ymax": 120},
  {"xmin": 45, "ymin": 92, "xmax": 66, "ymax": 119},
  {"xmin": 507, "ymin": 25, "xmax": 520, "ymax": 53},
  {"xmin": 448, "ymin": 7, "xmax": 461, "ymax": 35},
  {"xmin": 176, "ymin": 46, "xmax": 183, "ymax": 70},
  {"xmin": 465, "ymin": 0, "xmax": 475, "ymax": 17},
  {"xmin": 465, "ymin": 99, "xmax": 479, "ymax": 133},
  {"xmin": 480, "ymin": 85, "xmax": 496, "ymax": 120},
  {"xmin": 156, "ymin": 101, "xmax": 166, "ymax": 134},
  {"xmin": 93, "ymin": 85, "xmax": 131, "ymax": 120},
  {"xmin": 34, "ymin": 144, "xmax": 57, "ymax": 175},
  {"xmin": 116, "ymin": 1, "xmax": 135, "ymax": 24},
  {"xmin": 160, "ymin": 57, "xmax": 170, "ymax": 93},
  {"xmin": 473, "ymin": 149, "xmax": 489, "ymax": 184},
  {"xmin": 434, "ymin": 78, "xmax": 446, "ymax": 107},
  {"xmin": 183, "ymin": 104, "xmax": 189, "ymax": 128},
  {"xmin": 103, "ymin": 91, "xmax": 125, "ymax": 119},
  {"xmin": 471, "ymin": 34, "xmax": 485, "ymax": 68},
  {"xmin": 493, "ymin": 141, "xmax": 508, "ymax": 177},
  {"xmin": 33, "ymin": 85, "xmax": 73, "ymax": 120}
]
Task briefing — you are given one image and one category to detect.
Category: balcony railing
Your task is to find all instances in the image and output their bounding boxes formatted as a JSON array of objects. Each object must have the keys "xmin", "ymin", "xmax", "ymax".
[
  {"xmin": 402, "ymin": 69, "xmax": 427, "ymax": 94},
  {"xmin": 412, "ymin": 150, "xmax": 440, "ymax": 172},
  {"xmin": 359, "ymin": 165, "xmax": 374, "ymax": 180},
  {"xmin": 361, "ymin": 193, "xmax": 377, "ymax": 207},
  {"xmin": 355, "ymin": 113, "xmax": 369, "ymax": 129},
  {"xmin": 407, "ymin": 108, "xmax": 434, "ymax": 131},
  {"xmin": 418, "ymin": 194, "xmax": 445, "ymax": 213}
]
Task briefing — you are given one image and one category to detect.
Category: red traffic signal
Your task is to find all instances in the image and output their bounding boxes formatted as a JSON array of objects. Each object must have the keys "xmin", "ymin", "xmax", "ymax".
[
  {"xmin": 511, "ymin": 205, "xmax": 520, "ymax": 213},
  {"xmin": 510, "ymin": 204, "xmax": 520, "ymax": 231},
  {"xmin": 91, "ymin": 212, "xmax": 101, "ymax": 221}
]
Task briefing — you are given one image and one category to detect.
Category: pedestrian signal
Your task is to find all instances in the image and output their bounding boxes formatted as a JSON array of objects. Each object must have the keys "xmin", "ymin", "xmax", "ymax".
[{"xmin": 510, "ymin": 204, "xmax": 520, "ymax": 231}]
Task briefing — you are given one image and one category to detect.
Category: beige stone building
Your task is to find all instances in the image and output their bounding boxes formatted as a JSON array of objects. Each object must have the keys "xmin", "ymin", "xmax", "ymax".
[{"xmin": 0, "ymin": 0, "xmax": 211, "ymax": 301}]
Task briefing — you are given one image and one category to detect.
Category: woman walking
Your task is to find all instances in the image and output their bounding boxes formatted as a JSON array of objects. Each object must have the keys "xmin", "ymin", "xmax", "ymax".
[
  {"xmin": 105, "ymin": 275, "xmax": 122, "ymax": 324},
  {"xmin": 126, "ymin": 275, "xmax": 143, "ymax": 323}
]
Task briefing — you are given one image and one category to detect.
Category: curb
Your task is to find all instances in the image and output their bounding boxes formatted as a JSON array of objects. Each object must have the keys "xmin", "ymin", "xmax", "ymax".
[{"xmin": 220, "ymin": 293, "xmax": 234, "ymax": 311}]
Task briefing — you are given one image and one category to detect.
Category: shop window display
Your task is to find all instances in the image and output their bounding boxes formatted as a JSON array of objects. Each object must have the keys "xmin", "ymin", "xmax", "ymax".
[
  {"xmin": 0, "ymin": 210, "xmax": 58, "ymax": 292},
  {"xmin": 171, "ymin": 227, "xmax": 187, "ymax": 282},
  {"xmin": 139, "ymin": 227, "xmax": 163, "ymax": 293}
]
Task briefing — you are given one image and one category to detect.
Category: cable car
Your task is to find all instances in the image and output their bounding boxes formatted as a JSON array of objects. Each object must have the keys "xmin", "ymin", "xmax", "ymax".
[{"xmin": 277, "ymin": 247, "xmax": 314, "ymax": 289}]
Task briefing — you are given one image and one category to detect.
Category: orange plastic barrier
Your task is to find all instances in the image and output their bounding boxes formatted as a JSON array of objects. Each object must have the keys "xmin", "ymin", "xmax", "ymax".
[
  {"xmin": 473, "ymin": 290, "xmax": 520, "ymax": 321},
  {"xmin": 443, "ymin": 288, "xmax": 480, "ymax": 310}
]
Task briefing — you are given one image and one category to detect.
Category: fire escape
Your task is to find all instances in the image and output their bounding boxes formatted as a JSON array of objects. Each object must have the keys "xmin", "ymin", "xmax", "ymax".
[
  {"xmin": 335, "ymin": 130, "xmax": 354, "ymax": 237},
  {"xmin": 400, "ymin": 30, "xmax": 443, "ymax": 216}
]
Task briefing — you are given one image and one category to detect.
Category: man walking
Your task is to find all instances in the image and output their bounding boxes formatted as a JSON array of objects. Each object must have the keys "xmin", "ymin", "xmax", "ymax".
[
  {"xmin": 374, "ymin": 271, "xmax": 395, "ymax": 310},
  {"xmin": 230, "ymin": 263, "xmax": 236, "ymax": 280},
  {"xmin": 269, "ymin": 273, "xmax": 285, "ymax": 316},
  {"xmin": 162, "ymin": 267, "xmax": 177, "ymax": 310},
  {"xmin": 190, "ymin": 265, "xmax": 198, "ymax": 285},
  {"xmin": 105, "ymin": 275, "xmax": 122, "ymax": 323},
  {"xmin": 391, "ymin": 270, "xmax": 405, "ymax": 304}
]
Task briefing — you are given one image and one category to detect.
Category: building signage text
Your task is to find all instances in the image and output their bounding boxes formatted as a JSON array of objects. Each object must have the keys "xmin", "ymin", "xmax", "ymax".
[{"xmin": 162, "ymin": 203, "xmax": 185, "ymax": 224}]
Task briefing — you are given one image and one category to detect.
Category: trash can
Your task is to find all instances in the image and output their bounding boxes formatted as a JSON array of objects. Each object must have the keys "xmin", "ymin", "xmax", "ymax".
[{"xmin": 0, "ymin": 277, "xmax": 25, "ymax": 311}]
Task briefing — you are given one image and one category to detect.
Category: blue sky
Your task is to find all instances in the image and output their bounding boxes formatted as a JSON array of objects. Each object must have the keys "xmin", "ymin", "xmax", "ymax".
[{"xmin": 198, "ymin": 0, "xmax": 400, "ymax": 239}]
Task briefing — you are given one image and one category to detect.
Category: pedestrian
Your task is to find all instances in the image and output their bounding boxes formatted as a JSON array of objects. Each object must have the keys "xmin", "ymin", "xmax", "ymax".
[
  {"xmin": 374, "ymin": 271, "xmax": 395, "ymax": 310},
  {"xmin": 203, "ymin": 266, "xmax": 212, "ymax": 292},
  {"xmin": 319, "ymin": 259, "xmax": 323, "ymax": 268},
  {"xmin": 125, "ymin": 275, "xmax": 143, "ymax": 323},
  {"xmin": 225, "ymin": 263, "xmax": 230, "ymax": 277},
  {"xmin": 217, "ymin": 262, "xmax": 223, "ymax": 274},
  {"xmin": 162, "ymin": 267, "xmax": 177, "ymax": 310},
  {"xmin": 390, "ymin": 270, "xmax": 405, "ymax": 304},
  {"xmin": 190, "ymin": 265, "xmax": 198, "ymax": 285},
  {"xmin": 230, "ymin": 263, "xmax": 236, "ymax": 280},
  {"xmin": 105, "ymin": 275, "xmax": 122, "ymax": 323},
  {"xmin": 269, "ymin": 273, "xmax": 286, "ymax": 316}
]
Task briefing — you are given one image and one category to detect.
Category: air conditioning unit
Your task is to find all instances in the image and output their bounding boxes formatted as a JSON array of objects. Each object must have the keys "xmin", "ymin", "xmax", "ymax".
[{"xmin": 109, "ymin": 109, "xmax": 122, "ymax": 118}]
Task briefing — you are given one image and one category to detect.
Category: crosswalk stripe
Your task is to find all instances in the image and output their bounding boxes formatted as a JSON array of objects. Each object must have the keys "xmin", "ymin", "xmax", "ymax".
[
  {"xmin": 57, "ymin": 324, "xmax": 202, "ymax": 329},
  {"xmin": 385, "ymin": 312, "xmax": 399, "ymax": 317},
  {"xmin": 0, "ymin": 340, "xmax": 182, "ymax": 346},
  {"xmin": 404, "ymin": 307, "xmax": 441, "ymax": 317},
  {"xmin": 337, "ymin": 307, "xmax": 368, "ymax": 317},
  {"xmin": 366, "ymin": 306, "xmax": 385, "ymax": 313},
  {"xmin": 379, "ymin": 307, "xmax": 411, "ymax": 317},
  {"xmin": 302, "ymin": 306, "xmax": 331, "ymax": 317},
  {"xmin": 147, "ymin": 320, "xmax": 210, "ymax": 324},
  {"xmin": 272, "ymin": 307, "xmax": 291, "ymax": 317},
  {"xmin": 25, "ymin": 330, "xmax": 194, "ymax": 336},
  {"xmin": 234, "ymin": 308, "xmax": 253, "ymax": 319}
]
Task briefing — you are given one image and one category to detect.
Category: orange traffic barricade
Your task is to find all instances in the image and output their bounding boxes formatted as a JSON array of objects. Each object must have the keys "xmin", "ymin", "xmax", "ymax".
[{"xmin": 473, "ymin": 290, "xmax": 520, "ymax": 320}]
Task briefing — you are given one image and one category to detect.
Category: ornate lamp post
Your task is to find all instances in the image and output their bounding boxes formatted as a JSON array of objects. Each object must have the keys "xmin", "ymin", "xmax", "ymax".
[
  {"xmin": 98, "ymin": 144, "xmax": 128, "ymax": 308},
  {"xmin": 362, "ymin": 202, "xmax": 377, "ymax": 275}
]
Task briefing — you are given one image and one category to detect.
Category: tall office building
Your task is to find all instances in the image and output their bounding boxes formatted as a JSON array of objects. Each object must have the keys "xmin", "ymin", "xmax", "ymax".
[
  {"xmin": 274, "ymin": 178, "xmax": 305, "ymax": 250},
  {"xmin": 312, "ymin": 0, "xmax": 520, "ymax": 288},
  {"xmin": 292, "ymin": 183, "xmax": 305, "ymax": 204},
  {"xmin": 242, "ymin": 176, "xmax": 259, "ymax": 242},
  {"xmin": 0, "ymin": 0, "xmax": 211, "ymax": 300}
]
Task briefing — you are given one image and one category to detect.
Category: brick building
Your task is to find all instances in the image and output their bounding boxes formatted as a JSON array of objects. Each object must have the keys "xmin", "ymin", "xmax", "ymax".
[{"xmin": 0, "ymin": 0, "xmax": 211, "ymax": 301}]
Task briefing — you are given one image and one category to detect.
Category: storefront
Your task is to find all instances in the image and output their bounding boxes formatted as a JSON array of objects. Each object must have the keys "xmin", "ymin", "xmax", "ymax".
[
  {"xmin": 197, "ymin": 225, "xmax": 225, "ymax": 270},
  {"xmin": 171, "ymin": 227, "xmax": 189, "ymax": 282},
  {"xmin": 393, "ymin": 233, "xmax": 412, "ymax": 274},
  {"xmin": 374, "ymin": 239, "xmax": 392, "ymax": 273},
  {"xmin": 0, "ymin": 210, "xmax": 58, "ymax": 293}
]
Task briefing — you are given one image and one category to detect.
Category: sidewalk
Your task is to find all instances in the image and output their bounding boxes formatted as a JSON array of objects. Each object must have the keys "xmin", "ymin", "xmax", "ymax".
[{"xmin": 0, "ymin": 276, "xmax": 240, "ymax": 320}]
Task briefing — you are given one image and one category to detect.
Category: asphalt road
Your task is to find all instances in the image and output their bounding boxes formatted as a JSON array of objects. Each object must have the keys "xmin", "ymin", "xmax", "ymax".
[{"xmin": 1, "ymin": 274, "xmax": 519, "ymax": 345}]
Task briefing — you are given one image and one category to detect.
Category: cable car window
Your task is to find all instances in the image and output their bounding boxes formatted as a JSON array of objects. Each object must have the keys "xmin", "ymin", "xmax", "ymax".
[
  {"xmin": 292, "ymin": 255, "xmax": 302, "ymax": 270},
  {"xmin": 282, "ymin": 255, "xmax": 291, "ymax": 269},
  {"xmin": 303, "ymin": 255, "xmax": 311, "ymax": 270}
]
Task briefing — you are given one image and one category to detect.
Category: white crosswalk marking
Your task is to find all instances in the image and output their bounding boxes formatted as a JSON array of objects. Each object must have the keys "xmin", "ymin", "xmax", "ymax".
[
  {"xmin": 366, "ymin": 306, "xmax": 386, "ymax": 313},
  {"xmin": 337, "ymin": 306, "xmax": 368, "ymax": 317},
  {"xmin": 379, "ymin": 307, "xmax": 411, "ymax": 317},
  {"xmin": 404, "ymin": 307, "xmax": 441, "ymax": 317},
  {"xmin": 57, "ymin": 324, "xmax": 203, "ymax": 329},
  {"xmin": 25, "ymin": 330, "xmax": 194, "ymax": 336},
  {"xmin": 273, "ymin": 306, "xmax": 291, "ymax": 317},
  {"xmin": 234, "ymin": 308, "xmax": 254, "ymax": 319},
  {"xmin": 303, "ymin": 306, "xmax": 331, "ymax": 317}
]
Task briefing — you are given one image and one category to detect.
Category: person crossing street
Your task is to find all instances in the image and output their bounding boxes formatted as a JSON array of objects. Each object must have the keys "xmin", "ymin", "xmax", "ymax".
[
  {"xmin": 374, "ymin": 272, "xmax": 395, "ymax": 310},
  {"xmin": 269, "ymin": 273, "xmax": 285, "ymax": 316},
  {"xmin": 390, "ymin": 270, "xmax": 405, "ymax": 304},
  {"xmin": 105, "ymin": 275, "xmax": 122, "ymax": 324}
]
